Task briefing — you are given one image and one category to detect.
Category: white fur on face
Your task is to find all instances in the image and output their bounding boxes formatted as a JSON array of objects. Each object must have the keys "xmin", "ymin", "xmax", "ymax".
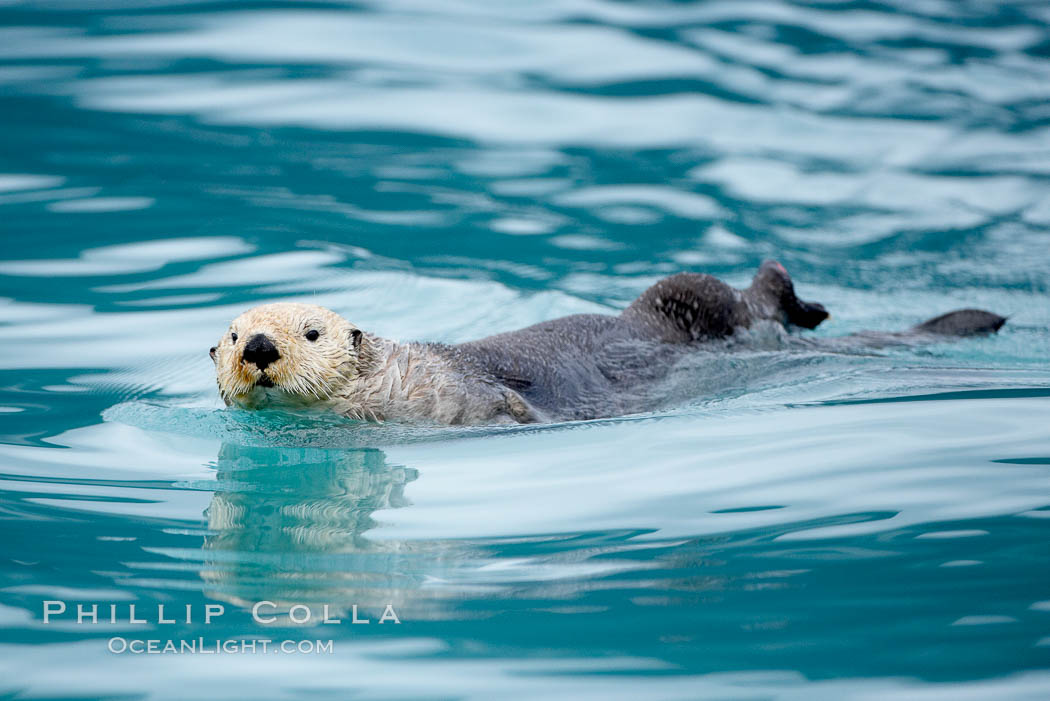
[{"xmin": 211, "ymin": 303, "xmax": 363, "ymax": 408}]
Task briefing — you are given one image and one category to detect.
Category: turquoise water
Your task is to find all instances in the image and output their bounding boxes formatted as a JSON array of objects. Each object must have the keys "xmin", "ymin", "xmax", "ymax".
[{"xmin": 2, "ymin": 0, "xmax": 1050, "ymax": 698}]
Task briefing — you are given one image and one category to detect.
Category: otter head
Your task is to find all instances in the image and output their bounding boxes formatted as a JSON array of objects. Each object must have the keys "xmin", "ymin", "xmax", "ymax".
[{"xmin": 210, "ymin": 303, "xmax": 368, "ymax": 409}]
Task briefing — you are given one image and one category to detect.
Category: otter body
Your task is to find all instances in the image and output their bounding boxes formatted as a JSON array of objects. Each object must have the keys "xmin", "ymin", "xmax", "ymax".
[{"xmin": 210, "ymin": 262, "xmax": 1005, "ymax": 425}]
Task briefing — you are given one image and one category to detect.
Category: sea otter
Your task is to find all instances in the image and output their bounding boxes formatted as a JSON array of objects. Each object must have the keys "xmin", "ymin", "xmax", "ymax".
[{"xmin": 210, "ymin": 261, "xmax": 1005, "ymax": 424}]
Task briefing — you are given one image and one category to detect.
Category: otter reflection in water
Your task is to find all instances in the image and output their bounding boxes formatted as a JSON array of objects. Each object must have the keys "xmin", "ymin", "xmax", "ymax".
[{"xmin": 202, "ymin": 442, "xmax": 452, "ymax": 622}]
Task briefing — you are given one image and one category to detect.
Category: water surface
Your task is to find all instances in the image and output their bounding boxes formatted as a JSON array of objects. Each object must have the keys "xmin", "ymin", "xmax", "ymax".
[{"xmin": 1, "ymin": 0, "xmax": 1049, "ymax": 698}]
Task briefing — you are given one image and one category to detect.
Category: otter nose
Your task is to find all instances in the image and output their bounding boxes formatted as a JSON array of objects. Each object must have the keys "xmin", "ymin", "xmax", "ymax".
[{"xmin": 242, "ymin": 334, "xmax": 280, "ymax": 370}]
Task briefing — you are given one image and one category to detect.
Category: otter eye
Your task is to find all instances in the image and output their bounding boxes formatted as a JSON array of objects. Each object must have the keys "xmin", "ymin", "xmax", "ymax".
[
  {"xmin": 230, "ymin": 332, "xmax": 238, "ymax": 343},
  {"xmin": 305, "ymin": 330, "xmax": 320, "ymax": 342}
]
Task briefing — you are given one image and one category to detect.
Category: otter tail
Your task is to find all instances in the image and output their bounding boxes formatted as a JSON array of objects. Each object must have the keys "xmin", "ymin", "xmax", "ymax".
[{"xmin": 912, "ymin": 309, "xmax": 1007, "ymax": 337}]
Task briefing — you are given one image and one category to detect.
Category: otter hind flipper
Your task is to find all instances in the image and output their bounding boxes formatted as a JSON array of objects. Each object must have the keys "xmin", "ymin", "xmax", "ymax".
[
  {"xmin": 749, "ymin": 260, "xmax": 829, "ymax": 330},
  {"xmin": 913, "ymin": 309, "xmax": 1007, "ymax": 336},
  {"xmin": 784, "ymin": 298, "xmax": 830, "ymax": 330}
]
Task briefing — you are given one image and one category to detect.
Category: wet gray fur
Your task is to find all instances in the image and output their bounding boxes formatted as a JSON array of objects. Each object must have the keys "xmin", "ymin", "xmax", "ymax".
[{"xmin": 430, "ymin": 261, "xmax": 1004, "ymax": 423}]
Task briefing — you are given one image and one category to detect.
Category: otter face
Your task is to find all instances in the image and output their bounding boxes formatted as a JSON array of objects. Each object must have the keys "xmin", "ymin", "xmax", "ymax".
[{"xmin": 211, "ymin": 303, "xmax": 365, "ymax": 409}]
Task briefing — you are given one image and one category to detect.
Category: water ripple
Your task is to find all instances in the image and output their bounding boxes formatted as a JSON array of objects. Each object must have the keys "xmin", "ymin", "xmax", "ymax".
[{"xmin": 2, "ymin": 0, "xmax": 1050, "ymax": 697}]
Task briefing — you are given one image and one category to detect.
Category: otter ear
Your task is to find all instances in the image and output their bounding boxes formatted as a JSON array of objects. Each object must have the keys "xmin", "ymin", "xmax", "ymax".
[
  {"xmin": 209, "ymin": 346, "xmax": 217, "ymax": 362},
  {"xmin": 349, "ymin": 329, "xmax": 362, "ymax": 349}
]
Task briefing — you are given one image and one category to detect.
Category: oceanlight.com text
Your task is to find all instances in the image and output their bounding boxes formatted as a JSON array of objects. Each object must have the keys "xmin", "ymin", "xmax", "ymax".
[{"xmin": 107, "ymin": 637, "xmax": 335, "ymax": 655}]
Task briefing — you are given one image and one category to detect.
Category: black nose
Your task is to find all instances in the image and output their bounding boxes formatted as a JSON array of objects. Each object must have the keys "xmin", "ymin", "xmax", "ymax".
[{"xmin": 242, "ymin": 334, "xmax": 280, "ymax": 370}]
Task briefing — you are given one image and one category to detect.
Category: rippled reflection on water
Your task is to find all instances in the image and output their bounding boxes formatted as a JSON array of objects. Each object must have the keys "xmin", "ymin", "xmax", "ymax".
[{"xmin": 1, "ymin": 0, "xmax": 1049, "ymax": 698}]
